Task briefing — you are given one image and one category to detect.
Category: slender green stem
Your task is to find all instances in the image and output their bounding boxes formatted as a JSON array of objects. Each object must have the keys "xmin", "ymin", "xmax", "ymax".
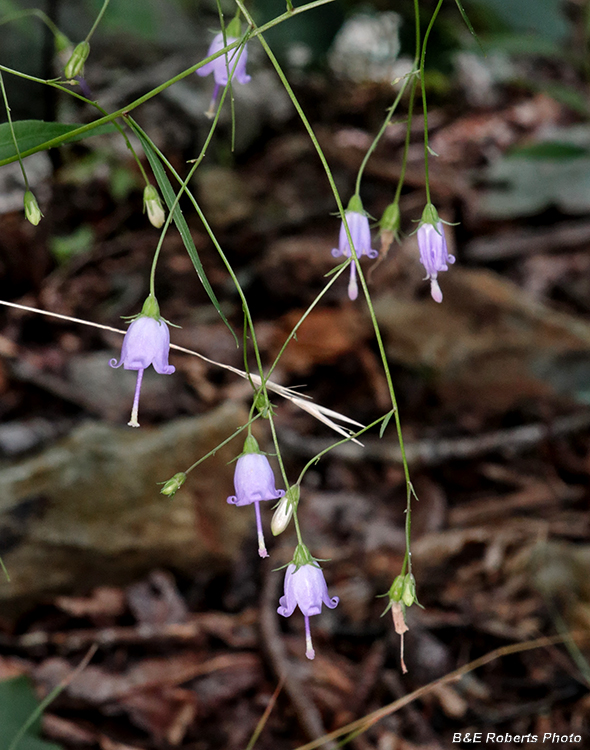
[
  {"xmin": 85, "ymin": 0, "xmax": 111, "ymax": 43},
  {"xmin": 0, "ymin": 555, "xmax": 9, "ymax": 582},
  {"xmin": 8, "ymin": 646, "xmax": 97, "ymax": 750},
  {"xmin": 419, "ymin": 0, "xmax": 444, "ymax": 205},
  {"xmin": 392, "ymin": 0, "xmax": 422, "ymax": 207},
  {"xmin": 292, "ymin": 503, "xmax": 304, "ymax": 546},
  {"xmin": 296, "ymin": 414, "xmax": 389, "ymax": 486},
  {"xmin": 144, "ymin": 31, "xmax": 251, "ymax": 296},
  {"xmin": 128, "ymin": 119, "xmax": 289, "ymax": 513},
  {"xmin": 182, "ymin": 416, "xmax": 260, "ymax": 475},
  {"xmin": 0, "ymin": 71, "xmax": 28, "ymax": 188},
  {"xmin": 234, "ymin": 0, "xmax": 419, "ymax": 572},
  {"xmin": 354, "ymin": 78, "xmax": 412, "ymax": 198},
  {"xmin": 235, "ymin": 0, "xmax": 415, "ymax": 516},
  {"xmin": 266, "ymin": 261, "xmax": 349, "ymax": 381},
  {"xmin": 0, "ymin": 8, "xmax": 63, "ymax": 37}
]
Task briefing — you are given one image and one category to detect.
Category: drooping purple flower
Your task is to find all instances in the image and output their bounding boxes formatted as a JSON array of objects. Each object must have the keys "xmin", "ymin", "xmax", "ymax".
[
  {"xmin": 332, "ymin": 210, "xmax": 378, "ymax": 301},
  {"xmin": 277, "ymin": 561, "xmax": 339, "ymax": 660},
  {"xmin": 197, "ymin": 32, "xmax": 251, "ymax": 117},
  {"xmin": 227, "ymin": 447, "xmax": 285, "ymax": 558},
  {"xmin": 417, "ymin": 219, "xmax": 455, "ymax": 303},
  {"xmin": 110, "ymin": 314, "xmax": 175, "ymax": 428}
]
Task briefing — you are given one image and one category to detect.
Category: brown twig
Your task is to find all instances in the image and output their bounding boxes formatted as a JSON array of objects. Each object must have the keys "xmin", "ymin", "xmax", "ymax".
[{"xmin": 292, "ymin": 632, "xmax": 590, "ymax": 750}]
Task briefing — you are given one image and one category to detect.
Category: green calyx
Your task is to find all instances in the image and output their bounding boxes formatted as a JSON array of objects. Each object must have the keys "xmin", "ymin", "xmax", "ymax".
[
  {"xmin": 140, "ymin": 294, "xmax": 161, "ymax": 320},
  {"xmin": 242, "ymin": 434, "xmax": 261, "ymax": 455},
  {"xmin": 160, "ymin": 472, "xmax": 186, "ymax": 497},
  {"xmin": 388, "ymin": 574, "xmax": 405, "ymax": 602},
  {"xmin": 253, "ymin": 389, "xmax": 274, "ymax": 419},
  {"xmin": 226, "ymin": 16, "xmax": 242, "ymax": 39},
  {"xmin": 346, "ymin": 194, "xmax": 364, "ymax": 214},
  {"xmin": 420, "ymin": 202, "xmax": 440, "ymax": 227},
  {"xmin": 401, "ymin": 573, "xmax": 418, "ymax": 607},
  {"xmin": 380, "ymin": 202, "xmax": 400, "ymax": 233},
  {"xmin": 292, "ymin": 542, "xmax": 316, "ymax": 569},
  {"xmin": 64, "ymin": 41, "xmax": 90, "ymax": 79}
]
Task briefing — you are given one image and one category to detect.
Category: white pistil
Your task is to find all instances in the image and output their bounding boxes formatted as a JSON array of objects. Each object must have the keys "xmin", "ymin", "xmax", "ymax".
[
  {"xmin": 348, "ymin": 260, "xmax": 358, "ymax": 301},
  {"xmin": 304, "ymin": 615, "xmax": 315, "ymax": 660},
  {"xmin": 254, "ymin": 501, "xmax": 268, "ymax": 558},
  {"xmin": 128, "ymin": 368, "xmax": 144, "ymax": 428}
]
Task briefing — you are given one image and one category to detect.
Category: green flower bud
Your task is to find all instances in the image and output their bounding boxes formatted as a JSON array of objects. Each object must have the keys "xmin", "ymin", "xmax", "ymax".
[
  {"xmin": 143, "ymin": 185, "xmax": 165, "ymax": 229},
  {"xmin": 401, "ymin": 573, "xmax": 417, "ymax": 607},
  {"xmin": 271, "ymin": 485, "xmax": 299, "ymax": 536},
  {"xmin": 160, "ymin": 472, "xmax": 186, "ymax": 497},
  {"xmin": 253, "ymin": 389, "xmax": 273, "ymax": 418},
  {"xmin": 379, "ymin": 201, "xmax": 401, "ymax": 254},
  {"xmin": 23, "ymin": 190, "xmax": 43, "ymax": 226},
  {"xmin": 388, "ymin": 574, "xmax": 405, "ymax": 603},
  {"xmin": 64, "ymin": 41, "xmax": 90, "ymax": 79}
]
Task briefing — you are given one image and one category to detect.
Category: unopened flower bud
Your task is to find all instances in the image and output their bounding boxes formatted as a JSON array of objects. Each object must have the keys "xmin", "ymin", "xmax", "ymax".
[
  {"xmin": 160, "ymin": 472, "xmax": 186, "ymax": 497},
  {"xmin": 379, "ymin": 201, "xmax": 400, "ymax": 255},
  {"xmin": 271, "ymin": 485, "xmax": 299, "ymax": 536},
  {"xmin": 143, "ymin": 185, "xmax": 165, "ymax": 229},
  {"xmin": 23, "ymin": 190, "xmax": 43, "ymax": 226},
  {"xmin": 401, "ymin": 573, "xmax": 417, "ymax": 607},
  {"xmin": 253, "ymin": 389, "xmax": 273, "ymax": 418},
  {"xmin": 64, "ymin": 41, "xmax": 90, "ymax": 79},
  {"xmin": 388, "ymin": 574, "xmax": 405, "ymax": 603}
]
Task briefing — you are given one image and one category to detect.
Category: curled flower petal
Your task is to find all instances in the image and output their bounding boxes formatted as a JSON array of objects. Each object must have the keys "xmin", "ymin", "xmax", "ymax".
[{"xmin": 227, "ymin": 453, "xmax": 285, "ymax": 507}]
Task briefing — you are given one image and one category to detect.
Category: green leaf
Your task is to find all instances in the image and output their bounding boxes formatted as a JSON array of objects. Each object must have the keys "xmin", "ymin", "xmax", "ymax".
[
  {"xmin": 0, "ymin": 676, "xmax": 62, "ymax": 750},
  {"xmin": 508, "ymin": 142, "xmax": 590, "ymax": 160},
  {"xmin": 454, "ymin": 0, "xmax": 484, "ymax": 54},
  {"xmin": 469, "ymin": 0, "xmax": 570, "ymax": 43},
  {"xmin": 0, "ymin": 120, "xmax": 117, "ymax": 163},
  {"xmin": 379, "ymin": 410, "xmax": 394, "ymax": 438},
  {"xmin": 132, "ymin": 125, "xmax": 237, "ymax": 345},
  {"xmin": 538, "ymin": 82, "xmax": 590, "ymax": 117}
]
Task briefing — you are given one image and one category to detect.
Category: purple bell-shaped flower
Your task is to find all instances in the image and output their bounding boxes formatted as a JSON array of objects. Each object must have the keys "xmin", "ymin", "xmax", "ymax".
[
  {"xmin": 417, "ymin": 204, "xmax": 455, "ymax": 303},
  {"xmin": 227, "ymin": 435, "xmax": 285, "ymax": 558},
  {"xmin": 332, "ymin": 196, "xmax": 378, "ymax": 301},
  {"xmin": 277, "ymin": 546, "xmax": 339, "ymax": 660},
  {"xmin": 109, "ymin": 295, "xmax": 175, "ymax": 428},
  {"xmin": 197, "ymin": 19, "xmax": 251, "ymax": 118}
]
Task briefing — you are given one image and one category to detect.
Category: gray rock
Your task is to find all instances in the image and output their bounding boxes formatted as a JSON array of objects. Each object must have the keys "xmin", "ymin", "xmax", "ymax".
[{"xmin": 0, "ymin": 402, "xmax": 253, "ymax": 611}]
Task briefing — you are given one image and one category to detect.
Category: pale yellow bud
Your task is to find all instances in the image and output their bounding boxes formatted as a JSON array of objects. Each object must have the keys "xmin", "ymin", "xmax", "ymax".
[
  {"xmin": 143, "ymin": 185, "xmax": 165, "ymax": 228},
  {"xmin": 23, "ymin": 191, "xmax": 43, "ymax": 226}
]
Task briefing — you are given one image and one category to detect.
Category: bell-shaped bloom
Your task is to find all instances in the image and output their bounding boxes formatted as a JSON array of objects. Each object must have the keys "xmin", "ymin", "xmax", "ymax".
[
  {"xmin": 417, "ymin": 220, "xmax": 455, "ymax": 303},
  {"xmin": 277, "ymin": 562, "xmax": 339, "ymax": 660},
  {"xmin": 227, "ymin": 451, "xmax": 285, "ymax": 558},
  {"xmin": 332, "ymin": 211, "xmax": 378, "ymax": 301},
  {"xmin": 110, "ymin": 316, "xmax": 175, "ymax": 428},
  {"xmin": 197, "ymin": 32, "xmax": 251, "ymax": 117}
]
